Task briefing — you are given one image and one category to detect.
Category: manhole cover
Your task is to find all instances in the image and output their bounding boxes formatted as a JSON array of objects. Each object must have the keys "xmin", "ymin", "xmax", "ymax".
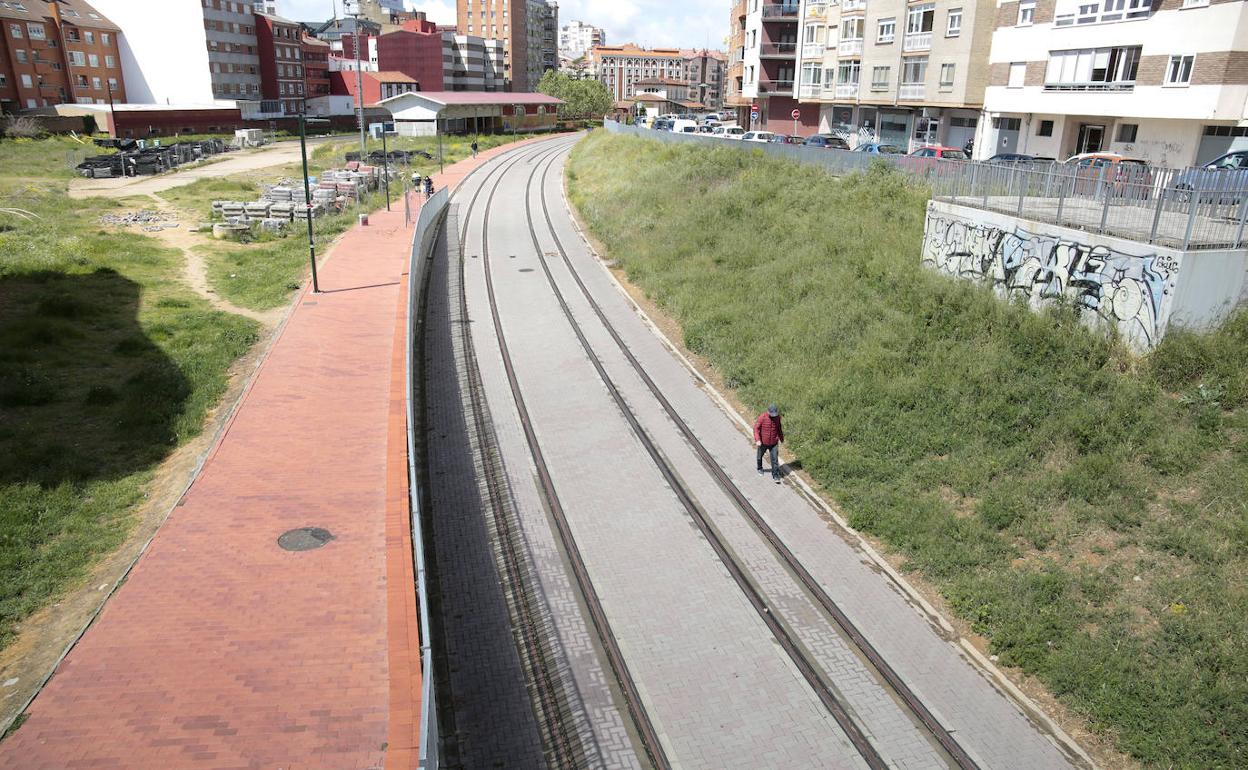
[{"xmin": 277, "ymin": 527, "xmax": 335, "ymax": 552}]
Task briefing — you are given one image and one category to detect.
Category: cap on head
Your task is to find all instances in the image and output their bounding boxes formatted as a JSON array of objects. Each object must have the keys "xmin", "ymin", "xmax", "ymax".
[{"xmin": 767, "ymin": 404, "xmax": 779, "ymax": 417}]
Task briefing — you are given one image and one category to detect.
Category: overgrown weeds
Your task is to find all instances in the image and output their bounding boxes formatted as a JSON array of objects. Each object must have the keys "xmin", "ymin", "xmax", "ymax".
[{"xmin": 568, "ymin": 132, "xmax": 1248, "ymax": 768}]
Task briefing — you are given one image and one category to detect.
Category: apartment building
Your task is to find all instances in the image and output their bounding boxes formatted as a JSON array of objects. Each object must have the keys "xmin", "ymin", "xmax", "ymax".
[
  {"xmin": 456, "ymin": 0, "xmax": 557, "ymax": 91},
  {"xmin": 256, "ymin": 12, "xmax": 303, "ymax": 115},
  {"xmin": 793, "ymin": 0, "xmax": 993, "ymax": 149},
  {"xmin": 334, "ymin": 19, "xmax": 505, "ymax": 93},
  {"xmin": 734, "ymin": 1, "xmax": 819, "ymax": 133},
  {"xmin": 683, "ymin": 48, "xmax": 727, "ymax": 110},
  {"xmin": 302, "ymin": 33, "xmax": 330, "ymax": 100},
  {"xmin": 594, "ymin": 44, "xmax": 687, "ymax": 101},
  {"xmin": 90, "ymin": 0, "xmax": 262, "ymax": 105},
  {"xmin": 0, "ymin": 0, "xmax": 126, "ymax": 112},
  {"xmin": 559, "ymin": 19, "xmax": 604, "ymax": 59},
  {"xmin": 443, "ymin": 33, "xmax": 505, "ymax": 91},
  {"xmin": 979, "ymin": 0, "xmax": 1248, "ymax": 166},
  {"xmin": 726, "ymin": 0, "xmax": 749, "ymax": 112}
]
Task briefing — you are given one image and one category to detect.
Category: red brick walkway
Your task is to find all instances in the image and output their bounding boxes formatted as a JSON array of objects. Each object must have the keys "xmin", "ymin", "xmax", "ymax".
[{"xmin": 0, "ymin": 135, "xmax": 558, "ymax": 770}]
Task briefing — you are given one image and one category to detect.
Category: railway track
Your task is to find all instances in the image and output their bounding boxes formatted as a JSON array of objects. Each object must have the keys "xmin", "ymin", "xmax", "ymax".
[
  {"xmin": 452, "ymin": 138, "xmax": 671, "ymax": 770},
  {"xmin": 449, "ymin": 135, "xmax": 991, "ymax": 769}
]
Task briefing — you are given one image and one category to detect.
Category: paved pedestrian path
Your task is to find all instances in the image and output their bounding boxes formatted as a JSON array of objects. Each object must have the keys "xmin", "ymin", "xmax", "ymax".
[{"xmin": 0, "ymin": 136, "xmax": 553, "ymax": 770}]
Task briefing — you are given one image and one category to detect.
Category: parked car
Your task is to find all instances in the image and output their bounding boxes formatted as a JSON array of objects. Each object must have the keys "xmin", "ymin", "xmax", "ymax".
[
  {"xmin": 988, "ymin": 153, "xmax": 1038, "ymax": 164},
  {"xmin": 768, "ymin": 134, "xmax": 802, "ymax": 144},
  {"xmin": 741, "ymin": 131, "xmax": 776, "ymax": 143},
  {"xmin": 1064, "ymin": 153, "xmax": 1153, "ymax": 199},
  {"xmin": 697, "ymin": 123, "xmax": 718, "ymax": 134},
  {"xmin": 853, "ymin": 142, "xmax": 905, "ymax": 155},
  {"xmin": 1169, "ymin": 150, "xmax": 1248, "ymax": 204},
  {"xmin": 671, "ymin": 118, "xmax": 699, "ymax": 134},
  {"xmin": 910, "ymin": 145, "xmax": 969, "ymax": 160},
  {"xmin": 650, "ymin": 118, "xmax": 671, "ymax": 131},
  {"xmin": 804, "ymin": 134, "xmax": 850, "ymax": 150},
  {"xmin": 711, "ymin": 125, "xmax": 745, "ymax": 140}
]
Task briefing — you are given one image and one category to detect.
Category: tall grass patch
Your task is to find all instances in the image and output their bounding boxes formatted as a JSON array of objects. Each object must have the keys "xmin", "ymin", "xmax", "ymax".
[{"xmin": 567, "ymin": 132, "xmax": 1248, "ymax": 768}]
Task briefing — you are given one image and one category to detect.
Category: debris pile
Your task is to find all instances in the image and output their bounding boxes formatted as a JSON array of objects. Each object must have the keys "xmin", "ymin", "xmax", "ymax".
[
  {"xmin": 76, "ymin": 139, "xmax": 230, "ymax": 179},
  {"xmin": 98, "ymin": 209, "xmax": 179, "ymax": 231},
  {"xmin": 209, "ymin": 165, "xmax": 389, "ymax": 233}
]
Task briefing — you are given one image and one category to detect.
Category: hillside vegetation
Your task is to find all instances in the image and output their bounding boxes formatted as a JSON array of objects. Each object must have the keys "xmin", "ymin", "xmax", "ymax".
[{"xmin": 567, "ymin": 131, "xmax": 1248, "ymax": 768}]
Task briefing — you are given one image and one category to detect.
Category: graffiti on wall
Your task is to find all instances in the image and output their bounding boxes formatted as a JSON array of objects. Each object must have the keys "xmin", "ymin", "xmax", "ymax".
[{"xmin": 922, "ymin": 208, "xmax": 1181, "ymax": 348}]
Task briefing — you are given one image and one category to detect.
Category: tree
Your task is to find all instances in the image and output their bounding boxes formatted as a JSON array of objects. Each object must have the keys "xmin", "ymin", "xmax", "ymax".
[
  {"xmin": 538, "ymin": 70, "xmax": 613, "ymax": 120},
  {"xmin": 570, "ymin": 55, "xmax": 589, "ymax": 80}
]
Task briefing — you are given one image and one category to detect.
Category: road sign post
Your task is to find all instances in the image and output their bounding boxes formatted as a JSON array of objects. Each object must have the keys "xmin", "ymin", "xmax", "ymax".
[{"xmin": 791, "ymin": 108, "xmax": 800, "ymax": 137}]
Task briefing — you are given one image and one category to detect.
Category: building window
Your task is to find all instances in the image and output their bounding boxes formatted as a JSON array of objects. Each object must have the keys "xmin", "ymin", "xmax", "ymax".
[
  {"xmin": 69, "ymin": 50, "xmax": 86, "ymax": 65},
  {"xmin": 26, "ymin": 22, "xmax": 44, "ymax": 39},
  {"xmin": 902, "ymin": 56, "xmax": 927, "ymax": 83},
  {"xmin": 1165, "ymin": 54, "xmax": 1194, "ymax": 86},
  {"xmin": 15, "ymin": 49, "xmax": 26, "ymax": 63},
  {"xmin": 10, "ymin": 23, "xmax": 22, "ymax": 38},
  {"xmin": 1018, "ymin": 0, "xmax": 1035, "ymax": 25},
  {"xmin": 108, "ymin": 77, "xmax": 117, "ymax": 91},
  {"xmin": 877, "ymin": 17, "xmax": 895, "ymax": 43},
  {"xmin": 85, "ymin": 30, "xmax": 94, "ymax": 44},
  {"xmin": 946, "ymin": 9, "xmax": 962, "ymax": 36},
  {"xmin": 1008, "ymin": 61, "xmax": 1025, "ymax": 88},
  {"xmin": 0, "ymin": 73, "xmax": 5, "ymax": 86},
  {"xmin": 1057, "ymin": 0, "xmax": 1149, "ymax": 25},
  {"xmin": 88, "ymin": 53, "xmax": 99, "ymax": 67},
  {"xmin": 871, "ymin": 65, "xmax": 889, "ymax": 90},
  {"xmin": 906, "ymin": 4, "xmax": 935, "ymax": 35},
  {"xmin": 105, "ymin": 55, "xmax": 115, "ymax": 68},
  {"xmin": 20, "ymin": 73, "xmax": 32, "ymax": 88},
  {"xmin": 842, "ymin": 17, "xmax": 864, "ymax": 41},
  {"xmin": 837, "ymin": 60, "xmax": 860, "ymax": 85},
  {"xmin": 92, "ymin": 76, "xmax": 101, "ymax": 90},
  {"xmin": 1037, "ymin": 119, "xmax": 1054, "ymax": 136},
  {"xmin": 1116, "ymin": 123, "xmax": 1138, "ymax": 142},
  {"xmin": 102, "ymin": 32, "xmax": 110, "ymax": 45},
  {"xmin": 1045, "ymin": 46, "xmax": 1140, "ymax": 91},
  {"xmin": 802, "ymin": 63, "xmax": 822, "ymax": 85},
  {"xmin": 940, "ymin": 62, "xmax": 955, "ymax": 86}
]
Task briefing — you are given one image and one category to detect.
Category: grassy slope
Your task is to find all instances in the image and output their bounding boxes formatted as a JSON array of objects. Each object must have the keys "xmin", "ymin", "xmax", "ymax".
[
  {"xmin": 567, "ymin": 132, "xmax": 1248, "ymax": 768},
  {"xmin": 159, "ymin": 132, "xmax": 542, "ymax": 310},
  {"xmin": 0, "ymin": 137, "xmax": 259, "ymax": 648}
]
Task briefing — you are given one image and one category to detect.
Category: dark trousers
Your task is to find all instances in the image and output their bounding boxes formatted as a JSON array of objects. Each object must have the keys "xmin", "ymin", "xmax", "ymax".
[{"xmin": 756, "ymin": 443, "xmax": 779, "ymax": 475}]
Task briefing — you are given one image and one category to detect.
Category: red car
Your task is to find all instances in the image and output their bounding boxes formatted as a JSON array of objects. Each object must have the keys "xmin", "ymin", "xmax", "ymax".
[{"xmin": 910, "ymin": 145, "xmax": 969, "ymax": 160}]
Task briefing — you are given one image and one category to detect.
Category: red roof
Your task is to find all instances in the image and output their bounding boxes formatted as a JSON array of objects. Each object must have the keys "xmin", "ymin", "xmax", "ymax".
[
  {"xmin": 394, "ymin": 92, "xmax": 563, "ymax": 106},
  {"xmin": 370, "ymin": 71, "xmax": 418, "ymax": 83}
]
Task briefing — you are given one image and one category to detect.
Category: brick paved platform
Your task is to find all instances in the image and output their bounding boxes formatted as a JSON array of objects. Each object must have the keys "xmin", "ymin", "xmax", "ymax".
[{"xmin": 0, "ymin": 136, "xmax": 555, "ymax": 770}]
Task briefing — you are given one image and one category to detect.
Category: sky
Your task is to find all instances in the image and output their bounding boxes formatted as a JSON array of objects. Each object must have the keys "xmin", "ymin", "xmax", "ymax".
[{"xmin": 278, "ymin": 0, "xmax": 729, "ymax": 50}]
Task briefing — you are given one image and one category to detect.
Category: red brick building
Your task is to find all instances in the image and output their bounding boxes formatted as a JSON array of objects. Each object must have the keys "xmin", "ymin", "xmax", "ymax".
[
  {"xmin": 372, "ymin": 19, "xmax": 444, "ymax": 91},
  {"xmin": 301, "ymin": 33, "xmax": 330, "ymax": 102},
  {"xmin": 330, "ymin": 69, "xmax": 418, "ymax": 107},
  {"xmin": 256, "ymin": 12, "xmax": 302, "ymax": 115},
  {"xmin": 0, "ymin": 0, "xmax": 125, "ymax": 113}
]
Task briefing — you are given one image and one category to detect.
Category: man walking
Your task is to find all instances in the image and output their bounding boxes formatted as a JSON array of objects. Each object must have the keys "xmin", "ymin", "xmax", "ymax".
[
  {"xmin": 754, "ymin": 404, "xmax": 784, "ymax": 482},
  {"xmin": 423, "ymin": 176, "xmax": 434, "ymax": 199},
  {"xmin": 471, "ymin": 139, "xmax": 479, "ymax": 159}
]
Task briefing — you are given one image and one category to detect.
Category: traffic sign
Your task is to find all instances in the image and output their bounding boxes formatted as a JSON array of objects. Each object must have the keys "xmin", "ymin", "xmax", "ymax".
[
  {"xmin": 791, "ymin": 109, "xmax": 801, "ymax": 119},
  {"xmin": 750, "ymin": 110, "xmax": 759, "ymax": 121}
]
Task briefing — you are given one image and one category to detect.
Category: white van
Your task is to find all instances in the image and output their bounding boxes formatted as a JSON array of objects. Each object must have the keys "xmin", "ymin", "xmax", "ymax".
[
  {"xmin": 711, "ymin": 125, "xmax": 745, "ymax": 140},
  {"xmin": 671, "ymin": 119, "xmax": 699, "ymax": 134}
]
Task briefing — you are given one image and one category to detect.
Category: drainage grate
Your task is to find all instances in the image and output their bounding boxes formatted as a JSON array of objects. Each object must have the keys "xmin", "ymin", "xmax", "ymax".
[{"xmin": 277, "ymin": 527, "xmax": 335, "ymax": 552}]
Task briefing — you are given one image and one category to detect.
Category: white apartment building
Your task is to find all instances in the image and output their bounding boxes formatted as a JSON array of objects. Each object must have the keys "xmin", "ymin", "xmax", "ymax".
[
  {"xmin": 90, "ymin": 0, "xmax": 261, "ymax": 104},
  {"xmin": 444, "ymin": 33, "xmax": 506, "ymax": 91},
  {"xmin": 559, "ymin": 19, "xmax": 604, "ymax": 60},
  {"xmin": 980, "ymin": 0, "xmax": 1248, "ymax": 166},
  {"xmin": 794, "ymin": 0, "xmax": 993, "ymax": 150},
  {"xmin": 594, "ymin": 44, "xmax": 687, "ymax": 101}
]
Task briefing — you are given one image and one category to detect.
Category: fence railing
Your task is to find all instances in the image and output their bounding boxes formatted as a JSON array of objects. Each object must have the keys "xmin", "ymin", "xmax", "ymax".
[
  {"xmin": 602, "ymin": 119, "xmax": 1248, "ymax": 250},
  {"xmin": 405, "ymin": 185, "xmax": 450, "ymax": 770}
]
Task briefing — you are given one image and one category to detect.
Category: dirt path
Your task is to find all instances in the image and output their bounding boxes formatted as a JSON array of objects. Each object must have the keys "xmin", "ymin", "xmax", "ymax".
[
  {"xmin": 67, "ymin": 137, "xmax": 335, "ymax": 200},
  {"xmin": 145, "ymin": 194, "xmax": 282, "ymax": 327}
]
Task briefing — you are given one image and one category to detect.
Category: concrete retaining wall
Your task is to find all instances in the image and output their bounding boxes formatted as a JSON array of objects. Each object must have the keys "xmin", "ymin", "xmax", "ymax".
[{"xmin": 922, "ymin": 200, "xmax": 1248, "ymax": 350}]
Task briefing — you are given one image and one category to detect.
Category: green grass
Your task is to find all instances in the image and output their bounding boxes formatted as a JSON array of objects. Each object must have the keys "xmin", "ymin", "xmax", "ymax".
[
  {"xmin": 0, "ymin": 137, "xmax": 259, "ymax": 649},
  {"xmin": 158, "ymin": 131, "xmax": 556, "ymax": 311},
  {"xmin": 567, "ymin": 132, "xmax": 1248, "ymax": 769}
]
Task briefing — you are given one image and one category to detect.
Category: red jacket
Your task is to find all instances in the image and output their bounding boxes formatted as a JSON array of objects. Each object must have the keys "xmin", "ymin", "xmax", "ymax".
[{"xmin": 754, "ymin": 412, "xmax": 783, "ymax": 446}]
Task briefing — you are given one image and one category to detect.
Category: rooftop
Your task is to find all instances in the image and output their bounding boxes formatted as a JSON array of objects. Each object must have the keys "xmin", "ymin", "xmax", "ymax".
[
  {"xmin": 378, "ymin": 91, "xmax": 564, "ymax": 107},
  {"xmin": 0, "ymin": 0, "xmax": 119, "ymax": 30}
]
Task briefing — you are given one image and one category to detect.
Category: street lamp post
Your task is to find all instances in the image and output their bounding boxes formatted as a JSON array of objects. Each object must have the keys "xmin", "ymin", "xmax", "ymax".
[
  {"xmin": 346, "ymin": 3, "xmax": 366, "ymax": 164},
  {"xmin": 381, "ymin": 126, "xmax": 390, "ymax": 211},
  {"xmin": 298, "ymin": 111, "xmax": 322, "ymax": 293}
]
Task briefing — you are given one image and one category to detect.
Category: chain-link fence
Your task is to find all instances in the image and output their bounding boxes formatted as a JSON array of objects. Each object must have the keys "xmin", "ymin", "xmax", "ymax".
[{"xmin": 603, "ymin": 120, "xmax": 1248, "ymax": 250}]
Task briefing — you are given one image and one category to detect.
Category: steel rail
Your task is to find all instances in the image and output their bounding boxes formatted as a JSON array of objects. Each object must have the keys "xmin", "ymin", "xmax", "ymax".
[{"xmin": 534, "ymin": 144, "xmax": 983, "ymax": 770}]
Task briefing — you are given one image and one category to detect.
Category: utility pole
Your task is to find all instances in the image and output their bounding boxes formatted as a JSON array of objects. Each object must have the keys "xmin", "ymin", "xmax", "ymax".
[
  {"xmin": 348, "ymin": 3, "xmax": 366, "ymax": 163},
  {"xmin": 299, "ymin": 112, "xmax": 321, "ymax": 293}
]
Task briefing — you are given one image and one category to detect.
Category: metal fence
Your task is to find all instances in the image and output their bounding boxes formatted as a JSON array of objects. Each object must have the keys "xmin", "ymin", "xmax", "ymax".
[
  {"xmin": 405, "ymin": 185, "xmax": 450, "ymax": 770},
  {"xmin": 603, "ymin": 120, "xmax": 1248, "ymax": 250}
]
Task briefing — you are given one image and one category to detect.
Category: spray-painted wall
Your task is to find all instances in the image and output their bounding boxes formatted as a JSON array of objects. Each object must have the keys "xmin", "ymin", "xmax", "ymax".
[{"xmin": 922, "ymin": 200, "xmax": 1248, "ymax": 350}]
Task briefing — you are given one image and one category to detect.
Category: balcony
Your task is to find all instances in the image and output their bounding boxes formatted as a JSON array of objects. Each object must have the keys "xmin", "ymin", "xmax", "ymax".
[
  {"xmin": 758, "ymin": 77, "xmax": 795, "ymax": 93},
  {"xmin": 898, "ymin": 82, "xmax": 925, "ymax": 100},
  {"xmin": 835, "ymin": 82, "xmax": 860, "ymax": 99},
  {"xmin": 842, "ymin": 0, "xmax": 867, "ymax": 10},
  {"xmin": 903, "ymin": 32, "xmax": 932, "ymax": 52},
  {"xmin": 802, "ymin": 42, "xmax": 826, "ymax": 58},
  {"xmin": 799, "ymin": 82, "xmax": 822, "ymax": 99},
  {"xmin": 759, "ymin": 42, "xmax": 797, "ymax": 58},
  {"xmin": 761, "ymin": 4, "xmax": 801, "ymax": 20},
  {"xmin": 838, "ymin": 39, "xmax": 863, "ymax": 57},
  {"xmin": 806, "ymin": 1, "xmax": 828, "ymax": 19}
]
